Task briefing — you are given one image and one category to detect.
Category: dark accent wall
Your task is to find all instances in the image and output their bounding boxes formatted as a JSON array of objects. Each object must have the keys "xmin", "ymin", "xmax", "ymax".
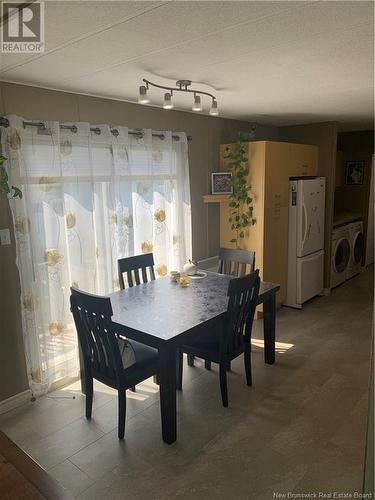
[{"xmin": 335, "ymin": 130, "xmax": 374, "ymax": 247}]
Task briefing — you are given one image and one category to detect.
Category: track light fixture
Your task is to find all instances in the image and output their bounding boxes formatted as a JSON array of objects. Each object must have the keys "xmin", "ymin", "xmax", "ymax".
[{"xmin": 137, "ymin": 79, "xmax": 218, "ymax": 116}]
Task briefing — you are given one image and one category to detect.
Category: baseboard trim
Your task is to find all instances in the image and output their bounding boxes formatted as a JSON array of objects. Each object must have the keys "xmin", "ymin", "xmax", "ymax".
[
  {"xmin": 48, "ymin": 375, "xmax": 79, "ymax": 393},
  {"xmin": 0, "ymin": 390, "xmax": 32, "ymax": 415}
]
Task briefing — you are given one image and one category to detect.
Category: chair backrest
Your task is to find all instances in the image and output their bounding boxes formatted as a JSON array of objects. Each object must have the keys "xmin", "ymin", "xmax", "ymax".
[
  {"xmin": 218, "ymin": 248, "xmax": 255, "ymax": 277},
  {"xmin": 224, "ymin": 270, "xmax": 260, "ymax": 355},
  {"xmin": 118, "ymin": 253, "xmax": 155, "ymax": 289},
  {"xmin": 70, "ymin": 288, "xmax": 124, "ymax": 382}
]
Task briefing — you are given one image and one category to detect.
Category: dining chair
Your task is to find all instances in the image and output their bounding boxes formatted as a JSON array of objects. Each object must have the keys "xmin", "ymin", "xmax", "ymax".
[
  {"xmin": 186, "ymin": 247, "xmax": 256, "ymax": 369},
  {"xmin": 178, "ymin": 271, "xmax": 260, "ymax": 407},
  {"xmin": 70, "ymin": 287, "xmax": 159, "ymax": 439},
  {"xmin": 117, "ymin": 253, "xmax": 159, "ymax": 385},
  {"xmin": 218, "ymin": 247, "xmax": 255, "ymax": 276},
  {"xmin": 118, "ymin": 253, "xmax": 155, "ymax": 289}
]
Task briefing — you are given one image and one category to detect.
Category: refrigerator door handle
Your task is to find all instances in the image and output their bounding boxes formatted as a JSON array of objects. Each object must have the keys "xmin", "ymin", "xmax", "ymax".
[{"xmin": 302, "ymin": 203, "xmax": 308, "ymax": 247}]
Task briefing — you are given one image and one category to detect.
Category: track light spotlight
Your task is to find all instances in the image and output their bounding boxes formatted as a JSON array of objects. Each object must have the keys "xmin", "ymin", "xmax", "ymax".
[
  {"xmin": 192, "ymin": 95, "xmax": 203, "ymax": 112},
  {"xmin": 163, "ymin": 92, "xmax": 174, "ymax": 110},
  {"xmin": 138, "ymin": 85, "xmax": 150, "ymax": 104},
  {"xmin": 209, "ymin": 99, "xmax": 219, "ymax": 116}
]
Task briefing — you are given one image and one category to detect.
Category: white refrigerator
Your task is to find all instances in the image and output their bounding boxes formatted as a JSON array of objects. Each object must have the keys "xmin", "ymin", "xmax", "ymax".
[{"xmin": 284, "ymin": 177, "xmax": 326, "ymax": 309}]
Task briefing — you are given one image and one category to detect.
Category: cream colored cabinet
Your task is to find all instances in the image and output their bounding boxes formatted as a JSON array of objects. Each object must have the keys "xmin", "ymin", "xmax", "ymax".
[{"xmin": 218, "ymin": 141, "xmax": 318, "ymax": 312}]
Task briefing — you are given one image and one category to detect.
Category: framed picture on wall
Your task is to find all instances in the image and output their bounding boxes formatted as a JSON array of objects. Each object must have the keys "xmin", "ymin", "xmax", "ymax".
[
  {"xmin": 345, "ymin": 160, "xmax": 365, "ymax": 185},
  {"xmin": 211, "ymin": 172, "xmax": 233, "ymax": 194}
]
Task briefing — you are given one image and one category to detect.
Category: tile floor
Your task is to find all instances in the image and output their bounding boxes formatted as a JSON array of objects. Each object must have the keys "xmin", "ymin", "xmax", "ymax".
[{"xmin": 0, "ymin": 268, "xmax": 373, "ymax": 499}]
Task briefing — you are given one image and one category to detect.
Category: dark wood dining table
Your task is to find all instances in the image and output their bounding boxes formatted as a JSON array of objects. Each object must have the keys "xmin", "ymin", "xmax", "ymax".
[{"xmin": 109, "ymin": 271, "xmax": 280, "ymax": 444}]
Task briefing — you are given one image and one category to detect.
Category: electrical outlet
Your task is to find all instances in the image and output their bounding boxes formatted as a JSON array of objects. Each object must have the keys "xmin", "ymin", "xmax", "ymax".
[{"xmin": 0, "ymin": 228, "xmax": 11, "ymax": 246}]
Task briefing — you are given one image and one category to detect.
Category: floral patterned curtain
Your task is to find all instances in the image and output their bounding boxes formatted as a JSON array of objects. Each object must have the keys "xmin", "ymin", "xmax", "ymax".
[{"xmin": 1, "ymin": 115, "xmax": 192, "ymax": 396}]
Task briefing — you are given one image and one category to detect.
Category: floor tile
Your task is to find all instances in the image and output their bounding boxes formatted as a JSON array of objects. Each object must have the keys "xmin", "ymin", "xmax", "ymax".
[{"xmin": 48, "ymin": 459, "xmax": 94, "ymax": 497}]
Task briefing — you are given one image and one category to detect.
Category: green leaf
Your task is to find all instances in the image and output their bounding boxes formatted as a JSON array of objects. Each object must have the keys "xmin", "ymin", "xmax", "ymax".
[
  {"xmin": 0, "ymin": 168, "xmax": 8, "ymax": 183},
  {"xmin": 0, "ymin": 158, "xmax": 22, "ymax": 199},
  {"xmin": 11, "ymin": 186, "xmax": 22, "ymax": 199},
  {"xmin": 1, "ymin": 182, "xmax": 10, "ymax": 194},
  {"xmin": 225, "ymin": 141, "xmax": 256, "ymax": 240}
]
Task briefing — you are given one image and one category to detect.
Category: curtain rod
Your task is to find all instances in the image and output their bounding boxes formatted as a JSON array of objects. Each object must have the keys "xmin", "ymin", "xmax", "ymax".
[{"xmin": 0, "ymin": 117, "xmax": 192, "ymax": 142}]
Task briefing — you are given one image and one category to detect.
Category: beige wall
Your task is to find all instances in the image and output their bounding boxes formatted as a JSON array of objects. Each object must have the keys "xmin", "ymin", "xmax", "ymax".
[
  {"xmin": 0, "ymin": 195, "xmax": 29, "ymax": 401},
  {"xmin": 0, "ymin": 81, "xmax": 279, "ymax": 401},
  {"xmin": 279, "ymin": 122, "xmax": 338, "ymax": 289}
]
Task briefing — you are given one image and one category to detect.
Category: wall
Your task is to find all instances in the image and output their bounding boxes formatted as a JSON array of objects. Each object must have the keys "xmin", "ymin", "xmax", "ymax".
[
  {"xmin": 364, "ymin": 352, "xmax": 374, "ymax": 496},
  {"xmin": 0, "ymin": 195, "xmax": 29, "ymax": 401},
  {"xmin": 334, "ymin": 131, "xmax": 374, "ymax": 249},
  {"xmin": 0, "ymin": 81, "xmax": 279, "ymax": 401},
  {"xmin": 279, "ymin": 122, "xmax": 338, "ymax": 289}
]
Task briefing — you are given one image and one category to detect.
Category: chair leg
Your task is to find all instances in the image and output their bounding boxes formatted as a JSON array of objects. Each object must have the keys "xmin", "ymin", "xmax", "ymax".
[
  {"xmin": 118, "ymin": 390, "xmax": 126, "ymax": 439},
  {"xmin": 153, "ymin": 374, "xmax": 160, "ymax": 385},
  {"xmin": 226, "ymin": 360, "xmax": 231, "ymax": 371},
  {"xmin": 219, "ymin": 363, "xmax": 228, "ymax": 407},
  {"xmin": 244, "ymin": 346, "xmax": 252, "ymax": 386},
  {"xmin": 85, "ymin": 375, "xmax": 93, "ymax": 419},
  {"xmin": 177, "ymin": 350, "xmax": 183, "ymax": 390},
  {"xmin": 204, "ymin": 360, "xmax": 211, "ymax": 370},
  {"xmin": 187, "ymin": 354, "xmax": 194, "ymax": 367}
]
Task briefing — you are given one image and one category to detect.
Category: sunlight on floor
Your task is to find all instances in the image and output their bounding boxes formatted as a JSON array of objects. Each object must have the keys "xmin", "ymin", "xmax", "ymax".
[
  {"xmin": 59, "ymin": 376, "xmax": 160, "ymax": 400},
  {"xmin": 124, "ymin": 391, "xmax": 149, "ymax": 401},
  {"xmin": 137, "ymin": 381, "xmax": 159, "ymax": 394},
  {"xmin": 251, "ymin": 339, "xmax": 295, "ymax": 354}
]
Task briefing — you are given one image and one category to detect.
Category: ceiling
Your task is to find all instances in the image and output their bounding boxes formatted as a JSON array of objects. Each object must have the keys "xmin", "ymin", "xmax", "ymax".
[{"xmin": 0, "ymin": 1, "xmax": 374, "ymax": 130}]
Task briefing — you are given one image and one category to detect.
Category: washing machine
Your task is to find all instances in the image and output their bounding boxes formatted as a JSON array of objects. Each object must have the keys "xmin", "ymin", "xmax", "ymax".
[
  {"xmin": 331, "ymin": 226, "xmax": 351, "ymax": 288},
  {"xmin": 347, "ymin": 221, "xmax": 364, "ymax": 279}
]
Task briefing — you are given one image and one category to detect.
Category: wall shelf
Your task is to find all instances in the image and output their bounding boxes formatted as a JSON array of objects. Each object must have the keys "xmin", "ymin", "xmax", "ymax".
[{"xmin": 203, "ymin": 194, "xmax": 230, "ymax": 203}]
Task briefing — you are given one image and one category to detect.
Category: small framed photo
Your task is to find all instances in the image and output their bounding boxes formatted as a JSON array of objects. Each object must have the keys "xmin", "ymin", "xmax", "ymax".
[
  {"xmin": 211, "ymin": 172, "xmax": 233, "ymax": 194},
  {"xmin": 345, "ymin": 160, "xmax": 365, "ymax": 185}
]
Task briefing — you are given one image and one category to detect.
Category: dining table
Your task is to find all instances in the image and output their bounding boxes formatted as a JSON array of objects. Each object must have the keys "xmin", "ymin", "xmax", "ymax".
[{"xmin": 108, "ymin": 271, "xmax": 280, "ymax": 444}]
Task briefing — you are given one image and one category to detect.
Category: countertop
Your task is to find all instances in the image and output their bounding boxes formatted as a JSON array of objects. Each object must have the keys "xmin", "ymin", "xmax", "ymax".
[{"xmin": 333, "ymin": 212, "xmax": 362, "ymax": 228}]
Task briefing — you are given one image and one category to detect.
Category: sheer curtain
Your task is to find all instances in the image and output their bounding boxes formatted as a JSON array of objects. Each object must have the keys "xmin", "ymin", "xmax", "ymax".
[{"xmin": 2, "ymin": 115, "xmax": 192, "ymax": 396}]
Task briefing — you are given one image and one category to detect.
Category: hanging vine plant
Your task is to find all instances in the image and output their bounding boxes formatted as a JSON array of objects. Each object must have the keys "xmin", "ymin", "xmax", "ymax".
[
  {"xmin": 0, "ymin": 155, "xmax": 22, "ymax": 199},
  {"xmin": 224, "ymin": 141, "xmax": 255, "ymax": 248}
]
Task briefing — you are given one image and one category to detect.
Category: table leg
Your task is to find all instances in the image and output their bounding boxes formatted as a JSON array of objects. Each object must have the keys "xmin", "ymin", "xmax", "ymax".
[
  {"xmin": 263, "ymin": 293, "xmax": 276, "ymax": 365},
  {"xmin": 158, "ymin": 344, "xmax": 177, "ymax": 444}
]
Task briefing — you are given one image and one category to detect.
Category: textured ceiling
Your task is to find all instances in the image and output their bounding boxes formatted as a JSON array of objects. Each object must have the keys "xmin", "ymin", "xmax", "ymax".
[{"xmin": 0, "ymin": 1, "xmax": 374, "ymax": 130}]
